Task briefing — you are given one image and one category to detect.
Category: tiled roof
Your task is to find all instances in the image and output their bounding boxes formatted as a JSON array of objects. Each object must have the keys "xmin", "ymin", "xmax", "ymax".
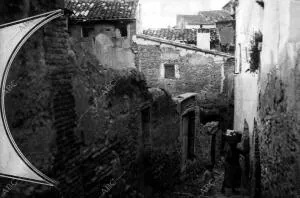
[
  {"xmin": 143, "ymin": 29, "xmax": 198, "ymax": 45},
  {"xmin": 136, "ymin": 34, "xmax": 235, "ymax": 58},
  {"xmin": 142, "ymin": 28, "xmax": 220, "ymax": 47},
  {"xmin": 177, "ymin": 10, "xmax": 233, "ymax": 25},
  {"xmin": 65, "ymin": 0, "xmax": 138, "ymax": 21}
]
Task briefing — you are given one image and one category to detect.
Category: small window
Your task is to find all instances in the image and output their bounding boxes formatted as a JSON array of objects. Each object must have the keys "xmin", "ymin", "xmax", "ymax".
[
  {"xmin": 82, "ymin": 26, "xmax": 94, "ymax": 37},
  {"xmin": 120, "ymin": 25, "xmax": 127, "ymax": 37},
  {"xmin": 164, "ymin": 64, "xmax": 175, "ymax": 79},
  {"xmin": 116, "ymin": 23, "xmax": 128, "ymax": 37}
]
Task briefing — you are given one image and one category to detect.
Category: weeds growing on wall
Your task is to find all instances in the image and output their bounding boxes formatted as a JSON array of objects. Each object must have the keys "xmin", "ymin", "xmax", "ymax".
[{"xmin": 248, "ymin": 31, "xmax": 262, "ymax": 73}]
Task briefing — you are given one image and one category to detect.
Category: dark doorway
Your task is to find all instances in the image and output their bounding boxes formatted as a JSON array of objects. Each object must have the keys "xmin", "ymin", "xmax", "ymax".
[
  {"xmin": 211, "ymin": 134, "xmax": 216, "ymax": 165},
  {"xmin": 182, "ymin": 111, "xmax": 195, "ymax": 160},
  {"xmin": 187, "ymin": 111, "xmax": 195, "ymax": 159},
  {"xmin": 141, "ymin": 107, "xmax": 151, "ymax": 149}
]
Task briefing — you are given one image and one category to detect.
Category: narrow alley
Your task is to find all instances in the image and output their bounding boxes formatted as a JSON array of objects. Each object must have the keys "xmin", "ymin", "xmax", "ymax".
[{"xmin": 0, "ymin": 0, "xmax": 299, "ymax": 198}]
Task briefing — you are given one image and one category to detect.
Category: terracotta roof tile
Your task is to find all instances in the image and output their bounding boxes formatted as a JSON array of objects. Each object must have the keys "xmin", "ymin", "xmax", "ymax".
[
  {"xmin": 143, "ymin": 29, "xmax": 198, "ymax": 45},
  {"xmin": 142, "ymin": 28, "xmax": 220, "ymax": 47},
  {"xmin": 65, "ymin": 0, "xmax": 138, "ymax": 21}
]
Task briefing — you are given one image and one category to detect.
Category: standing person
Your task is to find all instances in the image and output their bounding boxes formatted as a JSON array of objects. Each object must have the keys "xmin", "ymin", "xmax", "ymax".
[
  {"xmin": 221, "ymin": 142, "xmax": 241, "ymax": 195},
  {"xmin": 221, "ymin": 142, "xmax": 231, "ymax": 194}
]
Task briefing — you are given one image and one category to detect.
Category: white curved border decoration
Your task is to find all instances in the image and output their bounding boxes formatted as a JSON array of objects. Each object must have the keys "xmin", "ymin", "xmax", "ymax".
[{"xmin": 0, "ymin": 9, "xmax": 64, "ymax": 186}]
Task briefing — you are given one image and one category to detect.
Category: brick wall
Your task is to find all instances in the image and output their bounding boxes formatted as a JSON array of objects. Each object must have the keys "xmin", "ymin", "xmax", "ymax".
[
  {"xmin": 47, "ymin": 18, "xmax": 84, "ymax": 198},
  {"xmin": 1, "ymin": 2, "xmax": 87, "ymax": 197}
]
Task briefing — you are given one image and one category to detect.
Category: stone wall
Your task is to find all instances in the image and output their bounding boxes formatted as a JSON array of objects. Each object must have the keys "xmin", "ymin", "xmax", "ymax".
[{"xmin": 134, "ymin": 40, "xmax": 233, "ymax": 98}]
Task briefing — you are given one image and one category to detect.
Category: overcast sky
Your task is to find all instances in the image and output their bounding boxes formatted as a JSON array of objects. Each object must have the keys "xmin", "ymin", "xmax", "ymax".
[{"xmin": 140, "ymin": 0, "xmax": 230, "ymax": 29}]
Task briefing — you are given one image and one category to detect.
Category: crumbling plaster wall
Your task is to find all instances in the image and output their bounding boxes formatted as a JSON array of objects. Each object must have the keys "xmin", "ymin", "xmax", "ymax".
[
  {"xmin": 235, "ymin": 0, "xmax": 300, "ymax": 197},
  {"xmin": 234, "ymin": 0, "xmax": 263, "ymax": 135},
  {"xmin": 68, "ymin": 23, "xmax": 136, "ymax": 70},
  {"xmin": 258, "ymin": 0, "xmax": 300, "ymax": 197}
]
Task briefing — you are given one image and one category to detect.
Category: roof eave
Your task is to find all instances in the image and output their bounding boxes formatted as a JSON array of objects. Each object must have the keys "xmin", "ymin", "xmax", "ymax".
[{"xmin": 136, "ymin": 34, "xmax": 234, "ymax": 58}]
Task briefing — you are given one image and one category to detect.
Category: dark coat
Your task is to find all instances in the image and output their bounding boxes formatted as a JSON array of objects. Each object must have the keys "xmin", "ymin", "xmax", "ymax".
[{"xmin": 223, "ymin": 142, "xmax": 241, "ymax": 188}]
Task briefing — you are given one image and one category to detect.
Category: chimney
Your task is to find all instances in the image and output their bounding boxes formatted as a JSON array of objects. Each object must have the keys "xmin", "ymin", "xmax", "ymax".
[{"xmin": 197, "ymin": 29, "xmax": 210, "ymax": 50}]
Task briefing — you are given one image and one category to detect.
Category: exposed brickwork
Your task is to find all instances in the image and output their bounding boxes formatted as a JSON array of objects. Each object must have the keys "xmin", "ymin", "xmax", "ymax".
[
  {"xmin": 1, "ymin": 0, "xmax": 84, "ymax": 197},
  {"xmin": 46, "ymin": 18, "xmax": 84, "ymax": 198}
]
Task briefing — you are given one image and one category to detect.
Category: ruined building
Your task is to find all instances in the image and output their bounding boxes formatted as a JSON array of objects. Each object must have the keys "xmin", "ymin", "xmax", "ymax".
[
  {"xmin": 133, "ymin": 10, "xmax": 236, "ymax": 188},
  {"xmin": 134, "ymin": 32, "xmax": 235, "ymax": 97},
  {"xmin": 66, "ymin": 0, "xmax": 140, "ymax": 70}
]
